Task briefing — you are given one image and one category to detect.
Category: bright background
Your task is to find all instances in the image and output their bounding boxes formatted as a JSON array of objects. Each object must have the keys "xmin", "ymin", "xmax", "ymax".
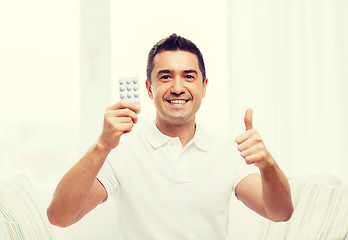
[{"xmin": 1, "ymin": 0, "xmax": 348, "ymax": 204}]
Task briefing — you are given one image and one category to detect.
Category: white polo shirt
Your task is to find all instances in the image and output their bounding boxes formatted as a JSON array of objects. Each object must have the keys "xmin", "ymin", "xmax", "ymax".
[{"xmin": 97, "ymin": 122, "xmax": 258, "ymax": 240}]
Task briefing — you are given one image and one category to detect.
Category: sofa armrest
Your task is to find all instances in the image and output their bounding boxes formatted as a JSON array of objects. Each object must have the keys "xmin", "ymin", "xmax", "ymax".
[
  {"xmin": 262, "ymin": 174, "xmax": 348, "ymax": 239},
  {"xmin": 0, "ymin": 173, "xmax": 56, "ymax": 240}
]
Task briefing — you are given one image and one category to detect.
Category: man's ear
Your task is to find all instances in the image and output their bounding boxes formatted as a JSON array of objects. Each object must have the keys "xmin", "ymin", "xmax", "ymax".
[
  {"xmin": 202, "ymin": 78, "xmax": 208, "ymax": 98},
  {"xmin": 145, "ymin": 80, "xmax": 153, "ymax": 99}
]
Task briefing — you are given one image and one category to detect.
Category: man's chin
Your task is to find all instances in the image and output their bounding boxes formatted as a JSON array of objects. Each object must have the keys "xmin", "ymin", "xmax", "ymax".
[
  {"xmin": 158, "ymin": 113, "xmax": 195, "ymax": 125},
  {"xmin": 168, "ymin": 114, "xmax": 196, "ymax": 125}
]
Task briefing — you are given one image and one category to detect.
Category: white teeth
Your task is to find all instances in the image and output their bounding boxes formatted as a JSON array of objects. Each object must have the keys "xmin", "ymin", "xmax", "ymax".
[{"xmin": 169, "ymin": 100, "xmax": 187, "ymax": 104}]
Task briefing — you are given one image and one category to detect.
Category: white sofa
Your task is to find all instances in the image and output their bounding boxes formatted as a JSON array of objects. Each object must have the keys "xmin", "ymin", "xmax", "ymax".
[
  {"xmin": 229, "ymin": 174, "xmax": 348, "ymax": 239},
  {"xmin": 1, "ymin": 173, "xmax": 347, "ymax": 240}
]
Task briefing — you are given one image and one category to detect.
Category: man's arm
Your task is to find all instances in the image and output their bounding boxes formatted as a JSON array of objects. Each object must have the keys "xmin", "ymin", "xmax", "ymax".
[
  {"xmin": 235, "ymin": 109, "xmax": 294, "ymax": 222},
  {"xmin": 47, "ymin": 101, "xmax": 140, "ymax": 227}
]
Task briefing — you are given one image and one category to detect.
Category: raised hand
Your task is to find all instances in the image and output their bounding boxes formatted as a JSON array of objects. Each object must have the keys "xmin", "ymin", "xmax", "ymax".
[
  {"xmin": 235, "ymin": 108, "xmax": 271, "ymax": 169},
  {"xmin": 98, "ymin": 101, "xmax": 140, "ymax": 151}
]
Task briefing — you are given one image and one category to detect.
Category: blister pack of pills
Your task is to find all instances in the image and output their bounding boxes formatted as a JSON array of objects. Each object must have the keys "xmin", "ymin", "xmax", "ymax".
[{"xmin": 118, "ymin": 77, "xmax": 140, "ymax": 104}]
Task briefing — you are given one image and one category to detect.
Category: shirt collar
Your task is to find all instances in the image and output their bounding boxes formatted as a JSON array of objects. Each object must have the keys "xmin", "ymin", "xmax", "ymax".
[
  {"xmin": 192, "ymin": 123, "xmax": 210, "ymax": 152},
  {"xmin": 145, "ymin": 121, "xmax": 210, "ymax": 152},
  {"xmin": 145, "ymin": 122, "xmax": 174, "ymax": 148}
]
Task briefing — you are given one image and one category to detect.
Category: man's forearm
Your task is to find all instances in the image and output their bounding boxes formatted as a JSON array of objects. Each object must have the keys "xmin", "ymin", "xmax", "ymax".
[
  {"xmin": 47, "ymin": 101, "xmax": 139, "ymax": 227},
  {"xmin": 260, "ymin": 156, "xmax": 294, "ymax": 222},
  {"xmin": 47, "ymin": 141, "xmax": 110, "ymax": 226}
]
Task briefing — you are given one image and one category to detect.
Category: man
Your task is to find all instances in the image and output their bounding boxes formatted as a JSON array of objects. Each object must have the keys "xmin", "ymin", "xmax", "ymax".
[{"xmin": 47, "ymin": 34, "xmax": 293, "ymax": 239}]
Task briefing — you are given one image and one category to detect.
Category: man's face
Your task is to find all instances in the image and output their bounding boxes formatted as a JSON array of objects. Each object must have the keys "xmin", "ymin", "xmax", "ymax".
[{"xmin": 146, "ymin": 50, "xmax": 208, "ymax": 126}]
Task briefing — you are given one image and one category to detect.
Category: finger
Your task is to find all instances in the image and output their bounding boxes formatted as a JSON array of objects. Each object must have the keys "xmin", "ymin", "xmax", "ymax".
[
  {"xmin": 236, "ymin": 130, "xmax": 263, "ymax": 150},
  {"xmin": 106, "ymin": 108, "xmax": 138, "ymax": 124},
  {"xmin": 108, "ymin": 121, "xmax": 134, "ymax": 135},
  {"xmin": 244, "ymin": 151, "xmax": 267, "ymax": 165},
  {"xmin": 115, "ymin": 116, "xmax": 135, "ymax": 124},
  {"xmin": 117, "ymin": 109, "xmax": 138, "ymax": 124},
  {"xmin": 118, "ymin": 121, "xmax": 134, "ymax": 134},
  {"xmin": 235, "ymin": 132, "xmax": 249, "ymax": 144},
  {"xmin": 107, "ymin": 101, "xmax": 141, "ymax": 112},
  {"xmin": 235, "ymin": 128, "xmax": 257, "ymax": 144},
  {"xmin": 237, "ymin": 138, "xmax": 255, "ymax": 152},
  {"xmin": 240, "ymin": 144, "xmax": 263, "ymax": 158},
  {"xmin": 244, "ymin": 108, "xmax": 253, "ymax": 131}
]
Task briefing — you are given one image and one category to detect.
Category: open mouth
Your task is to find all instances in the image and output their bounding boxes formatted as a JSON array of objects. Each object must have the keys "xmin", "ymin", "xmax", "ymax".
[{"xmin": 166, "ymin": 99, "xmax": 189, "ymax": 104}]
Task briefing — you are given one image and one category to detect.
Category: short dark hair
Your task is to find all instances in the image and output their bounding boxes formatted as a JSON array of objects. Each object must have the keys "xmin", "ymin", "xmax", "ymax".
[{"xmin": 146, "ymin": 33, "xmax": 206, "ymax": 84}]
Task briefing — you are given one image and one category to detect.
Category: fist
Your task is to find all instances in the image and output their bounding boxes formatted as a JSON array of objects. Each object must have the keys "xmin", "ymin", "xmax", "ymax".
[
  {"xmin": 235, "ymin": 108, "xmax": 271, "ymax": 169},
  {"xmin": 98, "ymin": 101, "xmax": 140, "ymax": 151}
]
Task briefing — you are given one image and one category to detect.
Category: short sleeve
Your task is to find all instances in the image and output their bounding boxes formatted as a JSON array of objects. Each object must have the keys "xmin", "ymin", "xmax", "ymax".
[
  {"xmin": 96, "ymin": 154, "xmax": 119, "ymax": 200},
  {"xmin": 231, "ymin": 159, "xmax": 259, "ymax": 194},
  {"xmin": 228, "ymin": 140, "xmax": 260, "ymax": 194}
]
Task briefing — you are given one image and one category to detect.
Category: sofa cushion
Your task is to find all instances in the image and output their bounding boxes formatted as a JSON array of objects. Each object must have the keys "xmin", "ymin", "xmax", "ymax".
[
  {"xmin": 262, "ymin": 179, "xmax": 348, "ymax": 239},
  {"xmin": 0, "ymin": 173, "xmax": 55, "ymax": 240}
]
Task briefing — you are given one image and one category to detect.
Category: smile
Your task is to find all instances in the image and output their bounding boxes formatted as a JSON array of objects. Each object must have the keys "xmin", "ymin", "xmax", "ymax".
[{"xmin": 166, "ymin": 99, "xmax": 189, "ymax": 104}]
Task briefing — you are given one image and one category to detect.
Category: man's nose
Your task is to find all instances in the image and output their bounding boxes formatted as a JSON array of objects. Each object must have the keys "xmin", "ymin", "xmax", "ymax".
[{"xmin": 170, "ymin": 77, "xmax": 186, "ymax": 94}]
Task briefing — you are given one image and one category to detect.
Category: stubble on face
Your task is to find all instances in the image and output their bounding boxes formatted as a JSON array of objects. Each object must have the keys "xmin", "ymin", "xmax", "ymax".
[{"xmin": 147, "ymin": 51, "xmax": 207, "ymax": 130}]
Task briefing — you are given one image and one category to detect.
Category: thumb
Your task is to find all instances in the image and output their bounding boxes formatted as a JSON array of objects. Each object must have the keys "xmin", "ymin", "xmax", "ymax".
[{"xmin": 244, "ymin": 108, "xmax": 253, "ymax": 130}]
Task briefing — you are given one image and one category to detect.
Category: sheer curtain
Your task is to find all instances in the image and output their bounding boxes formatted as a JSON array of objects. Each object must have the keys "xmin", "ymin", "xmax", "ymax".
[
  {"xmin": 0, "ymin": 1, "xmax": 80, "ymax": 180},
  {"xmin": 227, "ymin": 0, "xmax": 348, "ymax": 183}
]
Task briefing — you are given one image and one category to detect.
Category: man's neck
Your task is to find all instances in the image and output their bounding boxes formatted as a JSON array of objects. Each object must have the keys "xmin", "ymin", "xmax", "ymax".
[{"xmin": 155, "ymin": 118, "xmax": 196, "ymax": 148}]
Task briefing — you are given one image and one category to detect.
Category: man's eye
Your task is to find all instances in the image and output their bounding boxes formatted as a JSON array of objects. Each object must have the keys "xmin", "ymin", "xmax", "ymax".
[
  {"xmin": 160, "ymin": 75, "xmax": 171, "ymax": 80},
  {"xmin": 185, "ymin": 75, "xmax": 195, "ymax": 80}
]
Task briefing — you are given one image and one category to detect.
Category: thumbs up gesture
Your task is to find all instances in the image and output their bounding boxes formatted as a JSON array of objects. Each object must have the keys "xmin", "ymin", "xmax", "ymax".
[{"xmin": 235, "ymin": 108, "xmax": 271, "ymax": 169}]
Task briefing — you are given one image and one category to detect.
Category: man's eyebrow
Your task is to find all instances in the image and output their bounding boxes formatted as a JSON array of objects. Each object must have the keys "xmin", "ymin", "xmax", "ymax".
[
  {"xmin": 156, "ymin": 69, "xmax": 198, "ymax": 76},
  {"xmin": 183, "ymin": 69, "xmax": 198, "ymax": 75},
  {"xmin": 157, "ymin": 69, "xmax": 172, "ymax": 76}
]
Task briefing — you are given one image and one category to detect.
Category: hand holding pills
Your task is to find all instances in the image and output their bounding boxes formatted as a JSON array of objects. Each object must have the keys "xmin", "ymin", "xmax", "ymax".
[{"xmin": 98, "ymin": 79, "xmax": 141, "ymax": 151}]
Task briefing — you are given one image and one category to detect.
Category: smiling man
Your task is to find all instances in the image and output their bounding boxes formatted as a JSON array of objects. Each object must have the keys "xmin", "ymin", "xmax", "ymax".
[
  {"xmin": 146, "ymin": 49, "xmax": 207, "ymax": 147},
  {"xmin": 47, "ymin": 34, "xmax": 293, "ymax": 239}
]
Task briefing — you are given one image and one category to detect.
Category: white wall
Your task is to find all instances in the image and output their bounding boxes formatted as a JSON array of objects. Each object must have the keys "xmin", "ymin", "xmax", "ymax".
[
  {"xmin": 227, "ymin": 0, "xmax": 348, "ymax": 183},
  {"xmin": 0, "ymin": 1, "xmax": 80, "ymax": 177},
  {"xmin": 0, "ymin": 1, "xmax": 79, "ymax": 124}
]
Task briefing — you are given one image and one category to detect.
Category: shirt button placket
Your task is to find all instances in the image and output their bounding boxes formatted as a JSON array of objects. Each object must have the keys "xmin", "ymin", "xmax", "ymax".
[
  {"xmin": 175, "ymin": 153, "xmax": 191, "ymax": 184},
  {"xmin": 167, "ymin": 139, "xmax": 190, "ymax": 184}
]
